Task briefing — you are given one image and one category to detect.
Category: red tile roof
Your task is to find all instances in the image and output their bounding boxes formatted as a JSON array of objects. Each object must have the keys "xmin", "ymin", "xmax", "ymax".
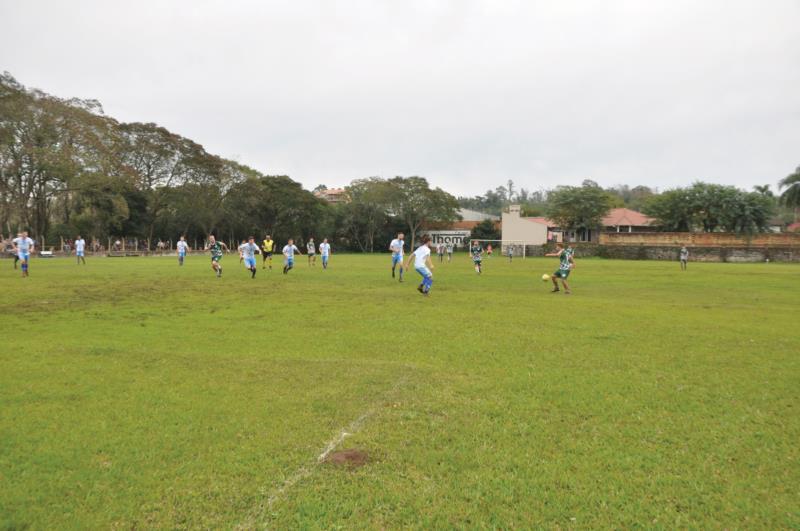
[
  {"xmin": 523, "ymin": 208, "xmax": 653, "ymax": 228},
  {"xmin": 787, "ymin": 222, "xmax": 800, "ymax": 233},
  {"xmin": 602, "ymin": 208, "xmax": 654, "ymax": 227},
  {"xmin": 525, "ymin": 216, "xmax": 554, "ymax": 226}
]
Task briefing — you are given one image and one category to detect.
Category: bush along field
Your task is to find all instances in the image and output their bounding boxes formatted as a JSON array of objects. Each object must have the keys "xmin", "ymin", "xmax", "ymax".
[{"xmin": 1, "ymin": 253, "xmax": 798, "ymax": 528}]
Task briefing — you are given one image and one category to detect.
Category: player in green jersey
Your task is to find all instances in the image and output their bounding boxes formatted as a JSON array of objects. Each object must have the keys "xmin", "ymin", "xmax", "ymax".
[
  {"xmin": 204, "ymin": 234, "xmax": 229, "ymax": 278},
  {"xmin": 545, "ymin": 243, "xmax": 575, "ymax": 294},
  {"xmin": 470, "ymin": 241, "xmax": 483, "ymax": 274}
]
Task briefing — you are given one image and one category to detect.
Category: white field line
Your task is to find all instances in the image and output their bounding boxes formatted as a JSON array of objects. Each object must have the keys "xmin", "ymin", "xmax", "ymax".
[{"xmin": 237, "ymin": 377, "xmax": 408, "ymax": 530}]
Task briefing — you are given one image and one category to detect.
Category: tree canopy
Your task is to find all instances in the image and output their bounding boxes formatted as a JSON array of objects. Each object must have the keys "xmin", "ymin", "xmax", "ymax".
[
  {"xmin": 545, "ymin": 182, "xmax": 614, "ymax": 231},
  {"xmin": 643, "ymin": 182, "xmax": 774, "ymax": 233}
]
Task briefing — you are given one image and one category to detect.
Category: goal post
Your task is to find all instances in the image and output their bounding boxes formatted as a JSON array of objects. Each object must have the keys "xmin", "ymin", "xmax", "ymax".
[{"xmin": 467, "ymin": 239, "xmax": 536, "ymax": 259}]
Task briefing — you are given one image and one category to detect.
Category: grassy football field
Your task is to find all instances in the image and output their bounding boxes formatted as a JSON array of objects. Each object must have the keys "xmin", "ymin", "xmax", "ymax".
[{"xmin": 1, "ymin": 253, "xmax": 798, "ymax": 529}]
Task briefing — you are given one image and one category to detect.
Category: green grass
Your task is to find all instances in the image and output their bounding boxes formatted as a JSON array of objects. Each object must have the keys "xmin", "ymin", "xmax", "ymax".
[{"xmin": 1, "ymin": 253, "xmax": 798, "ymax": 529}]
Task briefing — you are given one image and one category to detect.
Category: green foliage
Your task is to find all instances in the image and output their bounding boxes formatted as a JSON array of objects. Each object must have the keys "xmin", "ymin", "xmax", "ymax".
[
  {"xmin": 386, "ymin": 176, "xmax": 460, "ymax": 248},
  {"xmin": 0, "ymin": 73, "xmax": 327, "ymax": 247},
  {"xmin": 778, "ymin": 165, "xmax": 800, "ymax": 211},
  {"xmin": 545, "ymin": 182, "xmax": 614, "ymax": 231},
  {"xmin": 644, "ymin": 182, "xmax": 774, "ymax": 233},
  {"xmin": 468, "ymin": 218, "xmax": 501, "ymax": 241},
  {"xmin": 340, "ymin": 178, "xmax": 393, "ymax": 252},
  {"xmin": 457, "ymin": 180, "xmax": 547, "ymax": 216},
  {"xmin": 605, "ymin": 184, "xmax": 655, "ymax": 210}
]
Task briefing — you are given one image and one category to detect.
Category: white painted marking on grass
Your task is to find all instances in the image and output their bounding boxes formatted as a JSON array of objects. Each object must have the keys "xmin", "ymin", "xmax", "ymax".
[{"xmin": 238, "ymin": 376, "xmax": 408, "ymax": 530}]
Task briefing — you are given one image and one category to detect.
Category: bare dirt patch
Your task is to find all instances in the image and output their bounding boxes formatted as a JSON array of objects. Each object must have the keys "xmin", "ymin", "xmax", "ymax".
[{"xmin": 325, "ymin": 449, "xmax": 369, "ymax": 468}]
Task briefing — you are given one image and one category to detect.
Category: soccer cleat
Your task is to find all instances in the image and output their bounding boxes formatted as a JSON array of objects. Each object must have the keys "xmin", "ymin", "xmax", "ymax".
[
  {"xmin": 417, "ymin": 285, "xmax": 424, "ymax": 293},
  {"xmin": 550, "ymin": 288, "xmax": 560, "ymax": 293}
]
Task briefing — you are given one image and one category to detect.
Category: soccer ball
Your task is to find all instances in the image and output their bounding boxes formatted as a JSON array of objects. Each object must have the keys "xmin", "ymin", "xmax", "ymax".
[{"xmin": 541, "ymin": 273, "xmax": 550, "ymax": 281}]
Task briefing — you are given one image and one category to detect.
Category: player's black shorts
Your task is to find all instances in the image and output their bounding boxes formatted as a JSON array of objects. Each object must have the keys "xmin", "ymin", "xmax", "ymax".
[{"xmin": 263, "ymin": 252, "xmax": 273, "ymax": 258}]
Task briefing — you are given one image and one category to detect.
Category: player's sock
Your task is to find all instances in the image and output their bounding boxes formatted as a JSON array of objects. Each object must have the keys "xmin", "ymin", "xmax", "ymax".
[
  {"xmin": 251, "ymin": 268, "xmax": 256, "ymax": 278},
  {"xmin": 392, "ymin": 266, "xmax": 395, "ymax": 278}
]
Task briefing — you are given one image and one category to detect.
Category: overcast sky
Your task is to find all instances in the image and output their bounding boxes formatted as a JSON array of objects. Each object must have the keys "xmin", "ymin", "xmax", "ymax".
[{"xmin": 2, "ymin": 0, "xmax": 798, "ymax": 196}]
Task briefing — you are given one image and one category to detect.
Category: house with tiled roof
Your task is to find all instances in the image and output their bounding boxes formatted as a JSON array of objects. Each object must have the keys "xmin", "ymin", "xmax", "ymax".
[
  {"xmin": 313, "ymin": 187, "xmax": 349, "ymax": 204},
  {"xmin": 501, "ymin": 206, "xmax": 656, "ymax": 244}
]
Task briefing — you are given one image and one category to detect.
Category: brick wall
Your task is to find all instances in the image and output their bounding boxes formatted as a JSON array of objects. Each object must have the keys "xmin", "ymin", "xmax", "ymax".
[
  {"xmin": 526, "ymin": 242, "xmax": 799, "ymax": 262},
  {"xmin": 599, "ymin": 232, "xmax": 800, "ymax": 247}
]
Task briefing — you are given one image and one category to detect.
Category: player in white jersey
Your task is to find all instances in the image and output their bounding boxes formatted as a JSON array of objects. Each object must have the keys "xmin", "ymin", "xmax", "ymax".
[
  {"xmin": 405, "ymin": 235, "xmax": 434, "ymax": 296},
  {"xmin": 12, "ymin": 231, "xmax": 35, "ymax": 277},
  {"xmin": 238, "ymin": 239, "xmax": 247, "ymax": 264},
  {"xmin": 74, "ymin": 235, "xmax": 86, "ymax": 265},
  {"xmin": 446, "ymin": 243, "xmax": 453, "ymax": 262},
  {"xmin": 319, "ymin": 238, "xmax": 331, "ymax": 269},
  {"xmin": 389, "ymin": 232, "xmax": 405, "ymax": 282},
  {"xmin": 307, "ymin": 238, "xmax": 316, "ymax": 266},
  {"xmin": 240, "ymin": 236, "xmax": 261, "ymax": 278},
  {"xmin": 282, "ymin": 238, "xmax": 302, "ymax": 274},
  {"xmin": 176, "ymin": 236, "xmax": 189, "ymax": 266}
]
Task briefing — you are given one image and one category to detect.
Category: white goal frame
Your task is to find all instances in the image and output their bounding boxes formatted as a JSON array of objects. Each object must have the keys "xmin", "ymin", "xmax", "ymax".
[{"xmin": 468, "ymin": 239, "xmax": 537, "ymax": 259}]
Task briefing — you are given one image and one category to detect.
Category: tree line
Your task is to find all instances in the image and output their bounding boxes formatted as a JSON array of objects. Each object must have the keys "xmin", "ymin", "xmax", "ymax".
[
  {"xmin": 461, "ymin": 176, "xmax": 799, "ymax": 234},
  {"xmin": 0, "ymin": 73, "xmax": 459, "ymax": 250},
  {"xmin": 2, "ymin": 72, "xmax": 798, "ymax": 251}
]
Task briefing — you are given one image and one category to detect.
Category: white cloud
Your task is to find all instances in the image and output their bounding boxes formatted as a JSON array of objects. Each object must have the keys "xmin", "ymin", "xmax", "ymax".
[{"xmin": 2, "ymin": 0, "xmax": 798, "ymax": 195}]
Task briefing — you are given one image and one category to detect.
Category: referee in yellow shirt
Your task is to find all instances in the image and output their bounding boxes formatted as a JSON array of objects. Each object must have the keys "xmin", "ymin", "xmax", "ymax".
[{"xmin": 261, "ymin": 235, "xmax": 275, "ymax": 269}]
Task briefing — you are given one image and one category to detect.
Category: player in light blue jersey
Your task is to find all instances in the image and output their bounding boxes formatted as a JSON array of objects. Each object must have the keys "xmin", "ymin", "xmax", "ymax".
[
  {"xmin": 12, "ymin": 231, "xmax": 35, "ymax": 277},
  {"xmin": 74, "ymin": 235, "xmax": 86, "ymax": 265},
  {"xmin": 319, "ymin": 238, "xmax": 331, "ymax": 269},
  {"xmin": 405, "ymin": 235, "xmax": 434, "ymax": 296},
  {"xmin": 282, "ymin": 238, "xmax": 302, "ymax": 274},
  {"xmin": 389, "ymin": 232, "xmax": 405, "ymax": 282},
  {"xmin": 176, "ymin": 236, "xmax": 189, "ymax": 266},
  {"xmin": 241, "ymin": 236, "xmax": 261, "ymax": 278}
]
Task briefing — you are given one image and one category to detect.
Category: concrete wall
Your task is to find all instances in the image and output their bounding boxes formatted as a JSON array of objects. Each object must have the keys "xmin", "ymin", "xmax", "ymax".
[
  {"xmin": 528, "ymin": 243, "xmax": 799, "ymax": 262},
  {"xmin": 600, "ymin": 232, "xmax": 800, "ymax": 247},
  {"xmin": 501, "ymin": 205, "xmax": 548, "ymax": 245}
]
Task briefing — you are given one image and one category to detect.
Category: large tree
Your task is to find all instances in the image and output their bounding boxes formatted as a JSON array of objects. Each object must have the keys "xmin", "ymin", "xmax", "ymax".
[
  {"xmin": 545, "ymin": 182, "xmax": 613, "ymax": 233},
  {"xmin": 341, "ymin": 178, "xmax": 392, "ymax": 252},
  {"xmin": 468, "ymin": 218, "xmax": 500, "ymax": 242},
  {"xmin": 386, "ymin": 176, "xmax": 459, "ymax": 249},
  {"xmin": 778, "ymin": 165, "xmax": 800, "ymax": 220},
  {"xmin": 644, "ymin": 182, "xmax": 774, "ymax": 233}
]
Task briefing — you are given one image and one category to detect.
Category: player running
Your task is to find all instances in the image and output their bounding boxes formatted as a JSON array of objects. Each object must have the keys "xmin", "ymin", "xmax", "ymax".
[
  {"xmin": 177, "ymin": 236, "xmax": 189, "ymax": 266},
  {"xmin": 307, "ymin": 238, "xmax": 316, "ymax": 266},
  {"xmin": 545, "ymin": 243, "xmax": 575, "ymax": 294},
  {"xmin": 446, "ymin": 243, "xmax": 453, "ymax": 263},
  {"xmin": 389, "ymin": 232, "xmax": 405, "ymax": 282},
  {"xmin": 238, "ymin": 239, "xmax": 247, "ymax": 264},
  {"xmin": 470, "ymin": 241, "xmax": 483, "ymax": 274},
  {"xmin": 436, "ymin": 243, "xmax": 445, "ymax": 263},
  {"xmin": 680, "ymin": 246, "xmax": 689, "ymax": 271},
  {"xmin": 282, "ymin": 238, "xmax": 302, "ymax": 274},
  {"xmin": 261, "ymin": 235, "xmax": 274, "ymax": 269},
  {"xmin": 204, "ymin": 235, "xmax": 229, "ymax": 278},
  {"xmin": 75, "ymin": 234, "xmax": 86, "ymax": 265},
  {"xmin": 241, "ymin": 236, "xmax": 261, "ymax": 278},
  {"xmin": 319, "ymin": 238, "xmax": 331, "ymax": 269},
  {"xmin": 406, "ymin": 235, "xmax": 435, "ymax": 296},
  {"xmin": 12, "ymin": 231, "xmax": 35, "ymax": 277}
]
